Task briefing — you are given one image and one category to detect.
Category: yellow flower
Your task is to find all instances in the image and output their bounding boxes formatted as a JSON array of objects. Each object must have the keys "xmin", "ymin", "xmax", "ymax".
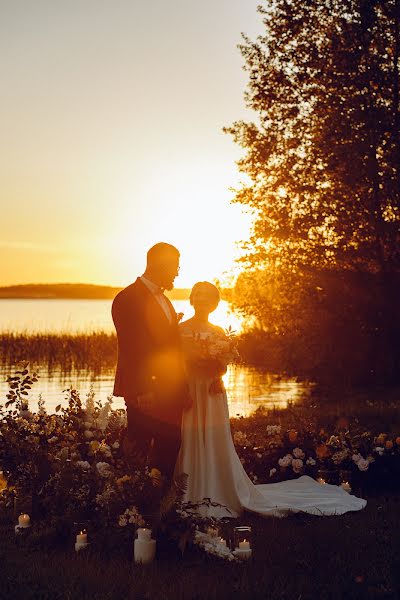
[
  {"xmin": 376, "ymin": 433, "xmax": 387, "ymax": 445},
  {"xmin": 149, "ymin": 468, "xmax": 162, "ymax": 487},
  {"xmin": 0, "ymin": 472, "xmax": 7, "ymax": 493},
  {"xmin": 116, "ymin": 475, "xmax": 132, "ymax": 487},
  {"xmin": 89, "ymin": 440, "xmax": 100, "ymax": 454}
]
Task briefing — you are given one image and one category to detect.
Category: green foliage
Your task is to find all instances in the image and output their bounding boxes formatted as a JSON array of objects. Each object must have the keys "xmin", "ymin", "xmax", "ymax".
[
  {"xmin": 233, "ymin": 269, "xmax": 400, "ymax": 383},
  {"xmin": 0, "ymin": 367, "xmax": 233, "ymax": 556},
  {"xmin": 5, "ymin": 363, "xmax": 39, "ymax": 410},
  {"xmin": 226, "ymin": 0, "xmax": 400, "ymax": 384},
  {"xmin": 226, "ymin": 0, "xmax": 400, "ymax": 273}
]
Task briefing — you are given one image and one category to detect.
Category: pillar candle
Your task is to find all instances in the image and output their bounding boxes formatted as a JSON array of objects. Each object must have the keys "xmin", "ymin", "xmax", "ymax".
[{"xmin": 18, "ymin": 514, "xmax": 31, "ymax": 528}]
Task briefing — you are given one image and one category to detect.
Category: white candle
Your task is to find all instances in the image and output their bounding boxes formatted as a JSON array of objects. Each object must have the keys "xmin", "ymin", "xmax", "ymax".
[
  {"xmin": 134, "ymin": 538, "xmax": 156, "ymax": 564},
  {"xmin": 238, "ymin": 539, "xmax": 250, "ymax": 550},
  {"xmin": 341, "ymin": 481, "xmax": 351, "ymax": 492},
  {"xmin": 137, "ymin": 528, "xmax": 152, "ymax": 541},
  {"xmin": 235, "ymin": 548, "xmax": 252, "ymax": 560},
  {"xmin": 317, "ymin": 478, "xmax": 326, "ymax": 485},
  {"xmin": 76, "ymin": 531, "xmax": 88, "ymax": 544},
  {"xmin": 18, "ymin": 514, "xmax": 31, "ymax": 528}
]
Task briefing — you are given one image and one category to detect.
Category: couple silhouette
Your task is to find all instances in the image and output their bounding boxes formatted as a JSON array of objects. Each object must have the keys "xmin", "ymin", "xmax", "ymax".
[{"xmin": 112, "ymin": 242, "xmax": 367, "ymax": 520}]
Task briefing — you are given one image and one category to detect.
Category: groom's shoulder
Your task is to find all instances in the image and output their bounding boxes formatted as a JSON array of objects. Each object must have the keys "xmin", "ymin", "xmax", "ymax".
[{"xmin": 113, "ymin": 278, "xmax": 143, "ymax": 306}]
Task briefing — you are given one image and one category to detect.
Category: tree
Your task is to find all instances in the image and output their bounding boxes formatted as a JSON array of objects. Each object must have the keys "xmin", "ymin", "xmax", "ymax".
[
  {"xmin": 226, "ymin": 0, "xmax": 400, "ymax": 383},
  {"xmin": 226, "ymin": 0, "xmax": 400, "ymax": 274}
]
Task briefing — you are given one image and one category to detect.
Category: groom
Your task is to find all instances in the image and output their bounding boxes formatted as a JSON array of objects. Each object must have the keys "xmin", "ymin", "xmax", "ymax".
[{"xmin": 112, "ymin": 242, "xmax": 190, "ymax": 481}]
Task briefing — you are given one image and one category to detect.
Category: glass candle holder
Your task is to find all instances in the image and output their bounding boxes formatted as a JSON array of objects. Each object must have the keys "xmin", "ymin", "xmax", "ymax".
[
  {"xmin": 233, "ymin": 525, "xmax": 252, "ymax": 550},
  {"xmin": 134, "ymin": 527, "xmax": 156, "ymax": 564},
  {"xmin": 233, "ymin": 525, "xmax": 252, "ymax": 559}
]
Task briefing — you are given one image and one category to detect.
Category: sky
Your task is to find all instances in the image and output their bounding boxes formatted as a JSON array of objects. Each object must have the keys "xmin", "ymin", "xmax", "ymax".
[{"xmin": 0, "ymin": 0, "xmax": 263, "ymax": 288}]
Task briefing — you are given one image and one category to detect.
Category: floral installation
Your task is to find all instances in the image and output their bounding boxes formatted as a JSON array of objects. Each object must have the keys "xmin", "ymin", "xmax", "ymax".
[
  {"xmin": 0, "ymin": 366, "xmax": 240, "ymax": 560},
  {"xmin": 230, "ymin": 407, "xmax": 400, "ymax": 489},
  {"xmin": 1, "ymin": 366, "xmax": 399, "ymax": 558},
  {"xmin": 193, "ymin": 530, "xmax": 238, "ymax": 561}
]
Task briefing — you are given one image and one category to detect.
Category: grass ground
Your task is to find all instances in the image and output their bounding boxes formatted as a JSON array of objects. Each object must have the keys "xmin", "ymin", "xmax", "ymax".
[{"xmin": 1, "ymin": 495, "xmax": 399, "ymax": 600}]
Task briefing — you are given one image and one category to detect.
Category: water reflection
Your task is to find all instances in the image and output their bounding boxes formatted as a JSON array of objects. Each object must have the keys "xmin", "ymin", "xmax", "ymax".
[{"xmin": 0, "ymin": 363, "xmax": 311, "ymax": 418}]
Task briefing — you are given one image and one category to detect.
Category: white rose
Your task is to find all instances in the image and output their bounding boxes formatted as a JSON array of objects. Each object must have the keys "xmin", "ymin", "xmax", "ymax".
[
  {"xmin": 266, "ymin": 425, "xmax": 281, "ymax": 435},
  {"xmin": 269, "ymin": 468, "xmax": 277, "ymax": 477},
  {"xmin": 357, "ymin": 458, "xmax": 370, "ymax": 471},
  {"xmin": 118, "ymin": 516, "xmax": 127, "ymax": 527},
  {"xmin": 352, "ymin": 453, "xmax": 362, "ymax": 463},
  {"xmin": 99, "ymin": 444, "xmax": 112, "ymax": 458},
  {"xmin": 278, "ymin": 454, "xmax": 293, "ymax": 468},
  {"xmin": 374, "ymin": 446, "xmax": 384, "ymax": 456},
  {"xmin": 292, "ymin": 458, "xmax": 304, "ymax": 473},
  {"xmin": 306, "ymin": 457, "xmax": 316, "ymax": 466},
  {"xmin": 76, "ymin": 460, "xmax": 91, "ymax": 470},
  {"xmin": 293, "ymin": 448, "xmax": 305, "ymax": 459},
  {"xmin": 96, "ymin": 461, "xmax": 113, "ymax": 478},
  {"xmin": 84, "ymin": 430, "xmax": 94, "ymax": 440}
]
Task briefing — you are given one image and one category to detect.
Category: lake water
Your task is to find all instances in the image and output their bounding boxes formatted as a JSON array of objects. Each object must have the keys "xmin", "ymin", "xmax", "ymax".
[
  {"xmin": 0, "ymin": 299, "xmax": 312, "ymax": 416},
  {"xmin": 0, "ymin": 298, "xmax": 242, "ymax": 334}
]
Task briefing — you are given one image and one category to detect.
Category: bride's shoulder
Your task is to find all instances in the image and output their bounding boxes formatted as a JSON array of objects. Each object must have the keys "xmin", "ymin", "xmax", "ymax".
[{"xmin": 209, "ymin": 323, "xmax": 225, "ymax": 335}]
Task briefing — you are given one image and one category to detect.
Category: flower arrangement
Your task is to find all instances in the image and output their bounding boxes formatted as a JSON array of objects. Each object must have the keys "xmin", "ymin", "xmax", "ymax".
[
  {"xmin": 0, "ymin": 366, "xmax": 238, "ymax": 560},
  {"xmin": 1, "ymin": 365, "xmax": 399, "ymax": 559},
  {"xmin": 230, "ymin": 409, "xmax": 400, "ymax": 489},
  {"xmin": 180, "ymin": 327, "xmax": 239, "ymax": 393}
]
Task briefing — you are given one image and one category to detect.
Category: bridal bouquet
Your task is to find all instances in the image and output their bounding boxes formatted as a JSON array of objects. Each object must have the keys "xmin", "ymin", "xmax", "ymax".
[{"xmin": 181, "ymin": 327, "xmax": 239, "ymax": 392}]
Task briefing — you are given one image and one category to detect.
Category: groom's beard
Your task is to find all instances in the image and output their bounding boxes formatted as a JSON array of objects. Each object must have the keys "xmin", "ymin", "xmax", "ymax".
[{"xmin": 161, "ymin": 276, "xmax": 177, "ymax": 291}]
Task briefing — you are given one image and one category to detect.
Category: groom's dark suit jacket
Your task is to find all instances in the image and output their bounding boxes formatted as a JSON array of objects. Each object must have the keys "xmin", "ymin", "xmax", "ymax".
[{"xmin": 112, "ymin": 278, "xmax": 189, "ymax": 427}]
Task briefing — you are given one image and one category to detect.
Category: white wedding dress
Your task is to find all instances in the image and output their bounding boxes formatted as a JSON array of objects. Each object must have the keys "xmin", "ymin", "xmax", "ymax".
[{"xmin": 175, "ymin": 342, "xmax": 366, "ymax": 519}]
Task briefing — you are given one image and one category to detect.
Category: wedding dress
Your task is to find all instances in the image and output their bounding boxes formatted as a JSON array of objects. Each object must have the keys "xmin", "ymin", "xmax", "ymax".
[{"xmin": 175, "ymin": 334, "xmax": 366, "ymax": 519}]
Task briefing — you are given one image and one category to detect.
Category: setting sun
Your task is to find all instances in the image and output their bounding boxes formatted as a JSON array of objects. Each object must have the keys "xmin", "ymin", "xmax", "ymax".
[{"xmin": 0, "ymin": 1, "xmax": 261, "ymax": 289}]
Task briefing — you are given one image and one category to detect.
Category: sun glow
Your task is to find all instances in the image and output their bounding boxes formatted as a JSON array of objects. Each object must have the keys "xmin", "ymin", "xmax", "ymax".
[
  {"xmin": 88, "ymin": 157, "xmax": 252, "ymax": 288},
  {"xmin": 0, "ymin": 1, "xmax": 262, "ymax": 288}
]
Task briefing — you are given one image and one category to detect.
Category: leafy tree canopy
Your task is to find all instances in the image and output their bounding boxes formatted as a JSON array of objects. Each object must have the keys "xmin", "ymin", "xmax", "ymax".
[{"xmin": 226, "ymin": 0, "xmax": 400, "ymax": 275}]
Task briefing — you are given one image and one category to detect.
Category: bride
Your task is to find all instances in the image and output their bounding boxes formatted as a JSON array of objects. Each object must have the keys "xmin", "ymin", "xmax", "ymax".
[{"xmin": 175, "ymin": 281, "xmax": 366, "ymax": 518}]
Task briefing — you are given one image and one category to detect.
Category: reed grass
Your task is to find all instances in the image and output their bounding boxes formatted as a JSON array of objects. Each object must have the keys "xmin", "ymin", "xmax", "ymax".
[{"xmin": 0, "ymin": 331, "xmax": 117, "ymax": 372}]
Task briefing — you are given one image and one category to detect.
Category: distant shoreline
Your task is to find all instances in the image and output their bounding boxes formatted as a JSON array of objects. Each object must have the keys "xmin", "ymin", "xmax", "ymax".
[{"xmin": 0, "ymin": 283, "xmax": 191, "ymax": 300}]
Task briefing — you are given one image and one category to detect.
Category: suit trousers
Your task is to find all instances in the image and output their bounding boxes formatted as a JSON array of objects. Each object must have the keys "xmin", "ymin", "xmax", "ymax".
[{"xmin": 125, "ymin": 398, "xmax": 182, "ymax": 480}]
